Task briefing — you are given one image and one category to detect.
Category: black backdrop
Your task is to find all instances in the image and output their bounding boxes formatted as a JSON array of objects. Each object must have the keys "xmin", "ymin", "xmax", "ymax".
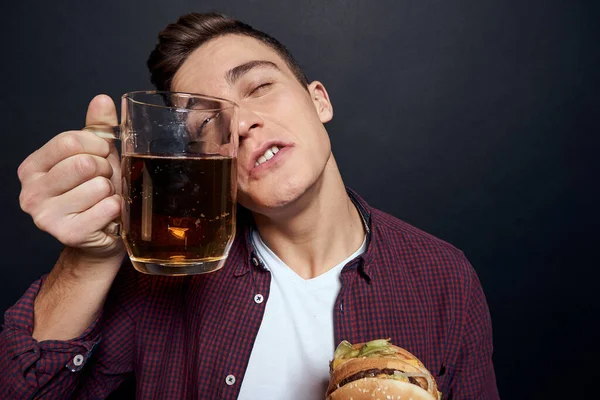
[{"xmin": 1, "ymin": 1, "xmax": 598, "ymax": 398}]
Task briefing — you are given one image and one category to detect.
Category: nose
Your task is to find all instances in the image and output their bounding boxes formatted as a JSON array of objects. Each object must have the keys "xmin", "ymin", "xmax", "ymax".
[{"xmin": 237, "ymin": 106, "xmax": 263, "ymax": 140}]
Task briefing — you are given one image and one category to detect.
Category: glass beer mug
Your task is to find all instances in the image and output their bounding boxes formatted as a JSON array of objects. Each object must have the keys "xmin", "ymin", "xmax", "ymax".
[{"xmin": 85, "ymin": 91, "xmax": 238, "ymax": 276}]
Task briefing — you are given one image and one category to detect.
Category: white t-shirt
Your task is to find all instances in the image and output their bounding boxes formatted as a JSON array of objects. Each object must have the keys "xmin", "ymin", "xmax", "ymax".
[{"xmin": 237, "ymin": 231, "xmax": 367, "ymax": 400}]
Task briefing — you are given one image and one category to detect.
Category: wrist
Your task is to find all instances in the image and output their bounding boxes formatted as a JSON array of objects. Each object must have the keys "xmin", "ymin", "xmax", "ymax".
[{"xmin": 56, "ymin": 246, "xmax": 126, "ymax": 283}]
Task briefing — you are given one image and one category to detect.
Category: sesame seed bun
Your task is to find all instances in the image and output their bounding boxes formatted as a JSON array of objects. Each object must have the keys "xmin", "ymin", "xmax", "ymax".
[
  {"xmin": 327, "ymin": 377, "xmax": 436, "ymax": 400},
  {"xmin": 327, "ymin": 341, "xmax": 440, "ymax": 400}
]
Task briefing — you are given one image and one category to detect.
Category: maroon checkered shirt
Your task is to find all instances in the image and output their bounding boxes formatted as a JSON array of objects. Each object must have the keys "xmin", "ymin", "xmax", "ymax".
[{"xmin": 1, "ymin": 189, "xmax": 499, "ymax": 399}]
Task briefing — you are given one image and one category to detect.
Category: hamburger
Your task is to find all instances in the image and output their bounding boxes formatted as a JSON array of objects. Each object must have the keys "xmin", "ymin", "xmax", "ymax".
[{"xmin": 326, "ymin": 339, "xmax": 441, "ymax": 400}]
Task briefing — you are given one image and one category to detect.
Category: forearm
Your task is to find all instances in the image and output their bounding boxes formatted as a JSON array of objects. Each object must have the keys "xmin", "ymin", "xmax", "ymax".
[
  {"xmin": 33, "ymin": 247, "xmax": 125, "ymax": 341},
  {"xmin": 1, "ymin": 277, "xmax": 103, "ymax": 399},
  {"xmin": 1, "ymin": 257, "xmax": 136, "ymax": 399}
]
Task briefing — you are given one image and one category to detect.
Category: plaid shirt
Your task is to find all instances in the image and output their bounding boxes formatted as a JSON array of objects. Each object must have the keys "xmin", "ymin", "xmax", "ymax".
[{"xmin": 1, "ymin": 189, "xmax": 499, "ymax": 399}]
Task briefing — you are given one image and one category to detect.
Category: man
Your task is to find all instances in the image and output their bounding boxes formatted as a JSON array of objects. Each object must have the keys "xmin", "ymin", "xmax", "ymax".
[{"xmin": 0, "ymin": 12, "xmax": 499, "ymax": 399}]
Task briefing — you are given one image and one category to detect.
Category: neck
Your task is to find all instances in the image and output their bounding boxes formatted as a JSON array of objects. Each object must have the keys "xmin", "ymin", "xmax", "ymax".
[{"xmin": 252, "ymin": 157, "xmax": 365, "ymax": 279}]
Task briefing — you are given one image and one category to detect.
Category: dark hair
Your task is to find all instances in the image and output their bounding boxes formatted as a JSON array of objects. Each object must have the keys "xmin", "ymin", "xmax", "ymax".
[{"xmin": 147, "ymin": 12, "xmax": 309, "ymax": 91}]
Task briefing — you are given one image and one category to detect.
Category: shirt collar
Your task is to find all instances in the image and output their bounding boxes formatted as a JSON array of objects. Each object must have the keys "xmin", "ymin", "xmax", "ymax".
[
  {"xmin": 234, "ymin": 187, "xmax": 374, "ymax": 279},
  {"xmin": 343, "ymin": 188, "xmax": 375, "ymax": 281}
]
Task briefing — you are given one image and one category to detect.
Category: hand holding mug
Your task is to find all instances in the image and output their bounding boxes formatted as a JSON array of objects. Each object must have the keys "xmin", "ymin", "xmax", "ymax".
[{"xmin": 18, "ymin": 95, "xmax": 124, "ymax": 261}]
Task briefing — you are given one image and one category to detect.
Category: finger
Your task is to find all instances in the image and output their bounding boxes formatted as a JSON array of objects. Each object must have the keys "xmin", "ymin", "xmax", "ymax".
[
  {"xmin": 68, "ymin": 194, "xmax": 122, "ymax": 244},
  {"xmin": 47, "ymin": 194, "xmax": 121, "ymax": 249},
  {"xmin": 84, "ymin": 95, "xmax": 122, "ymax": 196},
  {"xmin": 49, "ymin": 176, "xmax": 116, "ymax": 215},
  {"xmin": 39, "ymin": 154, "xmax": 114, "ymax": 197},
  {"xmin": 85, "ymin": 94, "xmax": 118, "ymax": 127},
  {"xmin": 18, "ymin": 131, "xmax": 111, "ymax": 179},
  {"xmin": 106, "ymin": 144, "xmax": 122, "ymax": 195}
]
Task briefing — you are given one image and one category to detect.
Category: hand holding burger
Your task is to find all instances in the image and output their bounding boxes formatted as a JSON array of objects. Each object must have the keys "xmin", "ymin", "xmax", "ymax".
[{"xmin": 326, "ymin": 339, "xmax": 441, "ymax": 400}]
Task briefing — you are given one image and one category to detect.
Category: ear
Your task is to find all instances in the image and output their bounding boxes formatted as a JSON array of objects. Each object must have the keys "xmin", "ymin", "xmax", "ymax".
[{"xmin": 308, "ymin": 81, "xmax": 333, "ymax": 123}]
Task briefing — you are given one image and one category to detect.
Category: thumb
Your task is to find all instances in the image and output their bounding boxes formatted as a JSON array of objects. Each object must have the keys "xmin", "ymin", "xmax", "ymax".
[{"xmin": 85, "ymin": 94, "xmax": 118, "ymax": 127}]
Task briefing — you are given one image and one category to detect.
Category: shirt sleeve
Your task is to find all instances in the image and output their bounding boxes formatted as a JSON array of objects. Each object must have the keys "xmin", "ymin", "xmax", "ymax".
[
  {"xmin": 448, "ymin": 268, "xmax": 500, "ymax": 399},
  {"xmin": 0, "ymin": 265, "xmax": 139, "ymax": 399}
]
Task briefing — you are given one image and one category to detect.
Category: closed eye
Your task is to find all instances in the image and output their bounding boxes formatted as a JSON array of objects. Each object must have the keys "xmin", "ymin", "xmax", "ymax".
[
  {"xmin": 250, "ymin": 82, "xmax": 272, "ymax": 96},
  {"xmin": 199, "ymin": 116, "xmax": 213, "ymax": 131},
  {"xmin": 197, "ymin": 111, "xmax": 222, "ymax": 131}
]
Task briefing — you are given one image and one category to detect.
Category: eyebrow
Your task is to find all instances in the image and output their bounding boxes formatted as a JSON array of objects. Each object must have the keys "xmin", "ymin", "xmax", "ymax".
[{"xmin": 226, "ymin": 60, "xmax": 281, "ymax": 84}]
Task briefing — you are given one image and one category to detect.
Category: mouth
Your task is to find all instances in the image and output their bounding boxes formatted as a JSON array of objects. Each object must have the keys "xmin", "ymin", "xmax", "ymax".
[
  {"xmin": 248, "ymin": 140, "xmax": 293, "ymax": 173},
  {"xmin": 254, "ymin": 145, "xmax": 281, "ymax": 167}
]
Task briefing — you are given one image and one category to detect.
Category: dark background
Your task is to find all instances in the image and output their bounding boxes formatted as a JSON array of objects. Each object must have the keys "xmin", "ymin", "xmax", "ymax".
[{"xmin": 1, "ymin": 1, "xmax": 598, "ymax": 398}]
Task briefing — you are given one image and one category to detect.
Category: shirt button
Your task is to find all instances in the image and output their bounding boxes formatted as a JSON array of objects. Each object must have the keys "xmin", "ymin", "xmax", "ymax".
[
  {"xmin": 225, "ymin": 374, "xmax": 236, "ymax": 385},
  {"xmin": 73, "ymin": 354, "xmax": 84, "ymax": 366},
  {"xmin": 251, "ymin": 257, "xmax": 259, "ymax": 266},
  {"xmin": 254, "ymin": 294, "xmax": 264, "ymax": 304}
]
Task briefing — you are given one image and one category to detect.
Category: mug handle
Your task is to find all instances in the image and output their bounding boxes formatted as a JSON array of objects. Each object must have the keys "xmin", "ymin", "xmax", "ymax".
[
  {"xmin": 83, "ymin": 124, "xmax": 123, "ymax": 237},
  {"xmin": 82, "ymin": 124, "xmax": 122, "ymax": 140}
]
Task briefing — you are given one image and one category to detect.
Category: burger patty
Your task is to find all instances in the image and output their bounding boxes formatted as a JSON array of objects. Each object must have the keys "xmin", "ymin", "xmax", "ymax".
[{"xmin": 336, "ymin": 368, "xmax": 423, "ymax": 389}]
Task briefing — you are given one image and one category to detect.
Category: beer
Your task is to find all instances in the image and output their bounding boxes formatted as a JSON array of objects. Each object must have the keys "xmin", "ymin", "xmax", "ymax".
[{"xmin": 122, "ymin": 154, "xmax": 236, "ymax": 271}]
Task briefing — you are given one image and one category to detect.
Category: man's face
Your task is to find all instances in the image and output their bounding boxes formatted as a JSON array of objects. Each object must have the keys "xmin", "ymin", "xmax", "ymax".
[{"xmin": 171, "ymin": 34, "xmax": 333, "ymax": 216}]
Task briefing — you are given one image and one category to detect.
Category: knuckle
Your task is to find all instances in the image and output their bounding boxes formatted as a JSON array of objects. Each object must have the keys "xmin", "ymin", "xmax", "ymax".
[
  {"xmin": 74, "ymin": 154, "xmax": 98, "ymax": 178},
  {"xmin": 17, "ymin": 160, "xmax": 30, "ymax": 182},
  {"xmin": 98, "ymin": 138, "xmax": 111, "ymax": 157},
  {"xmin": 58, "ymin": 133, "xmax": 85, "ymax": 155},
  {"xmin": 19, "ymin": 190, "xmax": 37, "ymax": 213},
  {"xmin": 97, "ymin": 158, "xmax": 113, "ymax": 178},
  {"xmin": 92, "ymin": 176, "xmax": 114, "ymax": 197},
  {"xmin": 32, "ymin": 209, "xmax": 52, "ymax": 233},
  {"xmin": 103, "ymin": 196, "xmax": 121, "ymax": 216}
]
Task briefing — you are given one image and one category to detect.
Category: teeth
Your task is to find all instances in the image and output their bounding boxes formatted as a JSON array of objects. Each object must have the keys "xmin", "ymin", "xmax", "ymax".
[{"xmin": 254, "ymin": 146, "xmax": 281, "ymax": 167}]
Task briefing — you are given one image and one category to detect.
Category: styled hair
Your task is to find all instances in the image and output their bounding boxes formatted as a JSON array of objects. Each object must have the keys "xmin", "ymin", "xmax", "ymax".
[{"xmin": 147, "ymin": 12, "xmax": 309, "ymax": 91}]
